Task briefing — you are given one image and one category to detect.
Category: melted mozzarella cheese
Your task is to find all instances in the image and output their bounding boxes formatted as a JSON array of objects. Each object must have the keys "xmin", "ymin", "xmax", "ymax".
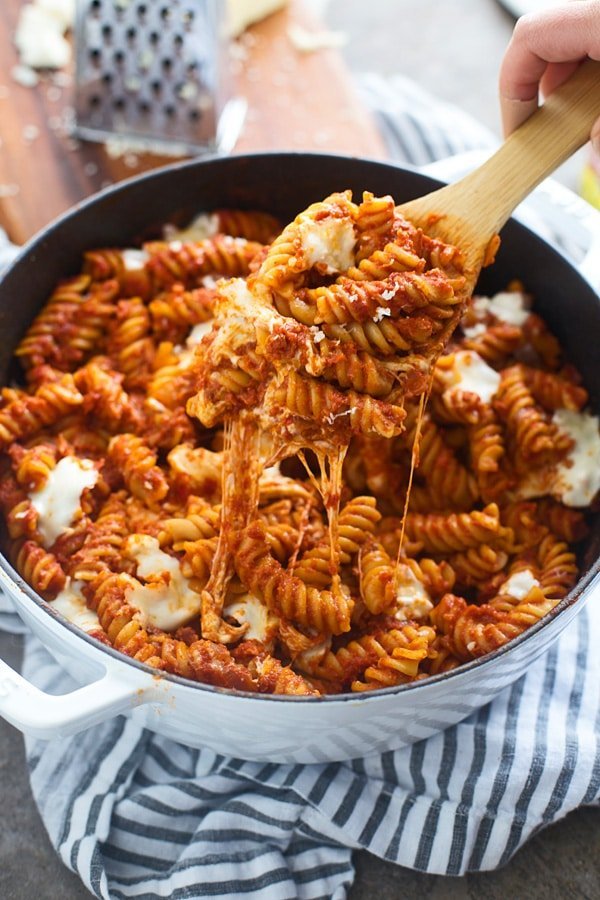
[
  {"xmin": 516, "ymin": 409, "xmax": 600, "ymax": 507},
  {"xmin": 473, "ymin": 291, "xmax": 529, "ymax": 326},
  {"xmin": 295, "ymin": 638, "xmax": 331, "ymax": 671},
  {"xmin": 500, "ymin": 569, "xmax": 539, "ymax": 600},
  {"xmin": 186, "ymin": 321, "xmax": 214, "ymax": 347},
  {"xmin": 52, "ymin": 579, "xmax": 100, "ymax": 633},
  {"xmin": 446, "ymin": 350, "xmax": 501, "ymax": 404},
  {"xmin": 29, "ymin": 457, "xmax": 98, "ymax": 547},
  {"xmin": 552, "ymin": 409, "xmax": 600, "ymax": 507},
  {"xmin": 219, "ymin": 277, "xmax": 283, "ymax": 343},
  {"xmin": 125, "ymin": 534, "xmax": 201, "ymax": 631},
  {"xmin": 121, "ymin": 248, "xmax": 149, "ymax": 271},
  {"xmin": 299, "ymin": 216, "xmax": 356, "ymax": 273},
  {"xmin": 165, "ymin": 212, "xmax": 219, "ymax": 242},
  {"xmin": 394, "ymin": 568, "xmax": 433, "ymax": 621},
  {"xmin": 258, "ymin": 463, "xmax": 312, "ymax": 500},
  {"xmin": 462, "ymin": 322, "xmax": 487, "ymax": 339},
  {"xmin": 223, "ymin": 592, "xmax": 269, "ymax": 641}
]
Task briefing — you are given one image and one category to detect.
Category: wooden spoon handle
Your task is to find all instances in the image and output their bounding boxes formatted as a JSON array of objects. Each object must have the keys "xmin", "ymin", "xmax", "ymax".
[{"xmin": 448, "ymin": 58, "xmax": 600, "ymax": 238}]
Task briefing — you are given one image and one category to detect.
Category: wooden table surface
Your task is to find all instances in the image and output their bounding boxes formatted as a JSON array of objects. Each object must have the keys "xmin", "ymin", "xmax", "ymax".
[{"xmin": 0, "ymin": 0, "xmax": 386, "ymax": 245}]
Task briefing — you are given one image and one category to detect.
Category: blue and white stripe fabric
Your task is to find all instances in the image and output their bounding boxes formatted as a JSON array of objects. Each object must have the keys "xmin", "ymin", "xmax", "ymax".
[{"xmin": 1, "ymin": 74, "xmax": 600, "ymax": 899}]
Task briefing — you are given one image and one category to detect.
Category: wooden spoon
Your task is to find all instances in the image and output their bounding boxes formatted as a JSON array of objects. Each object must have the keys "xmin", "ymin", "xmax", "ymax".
[{"xmin": 397, "ymin": 58, "xmax": 600, "ymax": 290}]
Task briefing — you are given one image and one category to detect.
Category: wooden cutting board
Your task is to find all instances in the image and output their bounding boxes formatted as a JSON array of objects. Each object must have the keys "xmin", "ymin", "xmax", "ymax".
[{"xmin": 0, "ymin": 0, "xmax": 386, "ymax": 245}]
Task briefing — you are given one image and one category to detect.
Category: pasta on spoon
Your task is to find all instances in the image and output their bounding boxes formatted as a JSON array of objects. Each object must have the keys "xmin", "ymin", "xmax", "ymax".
[{"xmin": 187, "ymin": 191, "xmax": 469, "ymax": 644}]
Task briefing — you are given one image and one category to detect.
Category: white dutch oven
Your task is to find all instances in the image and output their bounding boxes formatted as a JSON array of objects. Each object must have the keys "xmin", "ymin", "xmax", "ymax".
[{"xmin": 0, "ymin": 152, "xmax": 599, "ymax": 763}]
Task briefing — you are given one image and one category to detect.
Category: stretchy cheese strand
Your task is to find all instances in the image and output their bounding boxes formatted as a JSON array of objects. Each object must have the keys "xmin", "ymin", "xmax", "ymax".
[{"xmin": 0, "ymin": 203, "xmax": 595, "ymax": 698}]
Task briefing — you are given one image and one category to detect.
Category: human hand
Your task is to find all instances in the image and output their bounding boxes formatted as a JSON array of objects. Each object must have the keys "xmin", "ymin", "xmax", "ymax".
[{"xmin": 499, "ymin": 0, "xmax": 600, "ymax": 152}]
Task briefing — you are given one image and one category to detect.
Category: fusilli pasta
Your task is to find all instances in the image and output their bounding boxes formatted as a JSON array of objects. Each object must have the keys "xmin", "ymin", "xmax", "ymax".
[{"xmin": 0, "ymin": 198, "xmax": 597, "ymax": 697}]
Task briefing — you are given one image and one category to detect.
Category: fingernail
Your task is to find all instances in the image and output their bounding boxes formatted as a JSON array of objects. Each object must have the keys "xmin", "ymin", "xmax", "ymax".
[
  {"xmin": 500, "ymin": 97, "xmax": 538, "ymax": 138},
  {"xmin": 592, "ymin": 133, "xmax": 600, "ymax": 158}
]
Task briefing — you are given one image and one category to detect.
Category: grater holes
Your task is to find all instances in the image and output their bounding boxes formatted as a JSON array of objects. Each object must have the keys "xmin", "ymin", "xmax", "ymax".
[{"xmin": 76, "ymin": 0, "xmax": 223, "ymax": 149}]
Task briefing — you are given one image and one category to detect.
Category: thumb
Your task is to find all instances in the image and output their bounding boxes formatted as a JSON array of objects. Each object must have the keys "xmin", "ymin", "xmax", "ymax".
[{"xmin": 500, "ymin": 95, "xmax": 539, "ymax": 138}]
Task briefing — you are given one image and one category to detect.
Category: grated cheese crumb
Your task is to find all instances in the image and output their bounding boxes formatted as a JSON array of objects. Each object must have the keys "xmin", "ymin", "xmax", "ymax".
[
  {"xmin": 324, "ymin": 408, "xmax": 354, "ymax": 426},
  {"xmin": 11, "ymin": 64, "xmax": 38, "ymax": 87},
  {"xmin": 373, "ymin": 306, "xmax": 392, "ymax": 323}
]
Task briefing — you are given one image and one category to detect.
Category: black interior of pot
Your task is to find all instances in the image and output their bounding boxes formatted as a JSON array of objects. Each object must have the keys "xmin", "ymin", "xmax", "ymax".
[{"xmin": 1, "ymin": 151, "xmax": 599, "ymax": 575}]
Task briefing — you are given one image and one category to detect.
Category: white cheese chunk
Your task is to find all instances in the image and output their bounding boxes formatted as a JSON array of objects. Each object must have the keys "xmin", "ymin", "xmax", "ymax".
[
  {"xmin": 473, "ymin": 291, "xmax": 529, "ymax": 326},
  {"xmin": 295, "ymin": 638, "xmax": 331, "ymax": 671},
  {"xmin": 223, "ymin": 592, "xmax": 269, "ymax": 641},
  {"xmin": 52, "ymin": 579, "xmax": 100, "ymax": 633},
  {"xmin": 500, "ymin": 569, "xmax": 539, "ymax": 600},
  {"xmin": 462, "ymin": 322, "xmax": 487, "ymax": 339},
  {"xmin": 15, "ymin": 4, "xmax": 71, "ymax": 70},
  {"xmin": 299, "ymin": 216, "xmax": 356, "ymax": 274},
  {"xmin": 186, "ymin": 321, "xmax": 214, "ymax": 347},
  {"xmin": 516, "ymin": 409, "xmax": 600, "ymax": 507},
  {"xmin": 394, "ymin": 568, "xmax": 433, "ymax": 621},
  {"xmin": 121, "ymin": 248, "xmax": 149, "ymax": 271},
  {"xmin": 125, "ymin": 534, "xmax": 201, "ymax": 632},
  {"xmin": 552, "ymin": 409, "xmax": 600, "ymax": 507},
  {"xmin": 36, "ymin": 0, "xmax": 75, "ymax": 30},
  {"xmin": 164, "ymin": 213, "xmax": 219, "ymax": 242},
  {"xmin": 29, "ymin": 457, "xmax": 98, "ymax": 547},
  {"xmin": 446, "ymin": 350, "xmax": 501, "ymax": 404}
]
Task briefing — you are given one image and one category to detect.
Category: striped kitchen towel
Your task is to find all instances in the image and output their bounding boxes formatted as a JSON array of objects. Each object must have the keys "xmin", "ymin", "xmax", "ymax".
[{"xmin": 1, "ymin": 73, "xmax": 600, "ymax": 899}]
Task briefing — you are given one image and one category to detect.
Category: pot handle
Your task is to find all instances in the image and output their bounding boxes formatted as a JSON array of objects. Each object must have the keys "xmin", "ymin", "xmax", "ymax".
[{"xmin": 0, "ymin": 654, "xmax": 150, "ymax": 740}]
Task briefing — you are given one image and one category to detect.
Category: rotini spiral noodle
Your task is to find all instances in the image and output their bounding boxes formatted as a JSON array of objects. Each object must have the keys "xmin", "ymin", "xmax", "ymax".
[{"xmin": 1, "ymin": 202, "xmax": 596, "ymax": 697}]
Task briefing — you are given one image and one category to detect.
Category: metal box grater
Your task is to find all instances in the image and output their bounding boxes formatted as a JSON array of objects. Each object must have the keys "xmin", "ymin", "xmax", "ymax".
[{"xmin": 74, "ymin": 0, "xmax": 245, "ymax": 154}]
